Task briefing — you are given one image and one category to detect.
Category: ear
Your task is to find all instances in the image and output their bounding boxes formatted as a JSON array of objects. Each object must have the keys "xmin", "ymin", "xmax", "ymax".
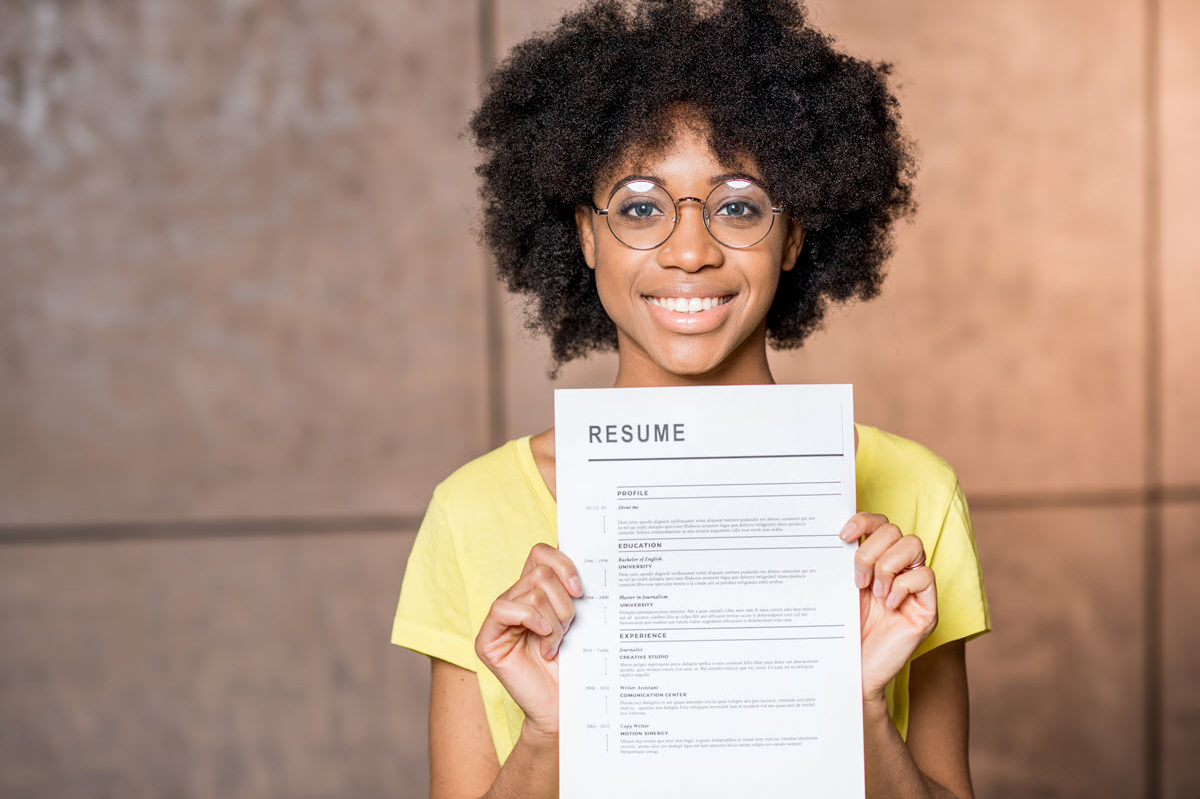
[
  {"xmin": 575, "ymin": 205, "xmax": 597, "ymax": 270},
  {"xmin": 780, "ymin": 221, "xmax": 805, "ymax": 272}
]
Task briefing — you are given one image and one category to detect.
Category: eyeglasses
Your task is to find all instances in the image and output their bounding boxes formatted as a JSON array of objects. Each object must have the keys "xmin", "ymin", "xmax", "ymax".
[{"xmin": 592, "ymin": 177, "xmax": 783, "ymax": 250}]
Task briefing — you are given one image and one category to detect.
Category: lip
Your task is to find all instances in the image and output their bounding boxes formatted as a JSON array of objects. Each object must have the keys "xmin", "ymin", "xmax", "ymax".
[{"xmin": 642, "ymin": 292, "xmax": 737, "ymax": 334}]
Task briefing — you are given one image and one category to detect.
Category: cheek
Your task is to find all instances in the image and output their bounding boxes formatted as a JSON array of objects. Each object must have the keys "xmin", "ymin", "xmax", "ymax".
[
  {"xmin": 747, "ymin": 249, "xmax": 785, "ymax": 293},
  {"xmin": 591, "ymin": 247, "xmax": 646, "ymax": 300},
  {"xmin": 589, "ymin": 260, "xmax": 632, "ymax": 325},
  {"xmin": 753, "ymin": 269, "xmax": 783, "ymax": 313}
]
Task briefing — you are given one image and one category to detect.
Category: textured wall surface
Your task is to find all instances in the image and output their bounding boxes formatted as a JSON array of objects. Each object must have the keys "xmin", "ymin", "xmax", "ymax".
[
  {"xmin": 1, "ymin": 0, "xmax": 1197, "ymax": 797},
  {"xmin": 0, "ymin": 0, "xmax": 487, "ymax": 524},
  {"xmin": 0, "ymin": 531, "xmax": 430, "ymax": 798}
]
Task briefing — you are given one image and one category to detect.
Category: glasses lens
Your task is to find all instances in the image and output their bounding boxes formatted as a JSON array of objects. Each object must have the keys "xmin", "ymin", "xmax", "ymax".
[
  {"xmin": 605, "ymin": 181, "xmax": 675, "ymax": 249},
  {"xmin": 705, "ymin": 179, "xmax": 775, "ymax": 248}
]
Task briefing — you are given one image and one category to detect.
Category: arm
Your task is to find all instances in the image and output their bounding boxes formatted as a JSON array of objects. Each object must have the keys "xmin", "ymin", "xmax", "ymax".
[
  {"xmin": 430, "ymin": 659, "xmax": 499, "ymax": 799},
  {"xmin": 430, "ymin": 659, "xmax": 562, "ymax": 799},
  {"xmin": 842, "ymin": 513, "xmax": 976, "ymax": 799},
  {"xmin": 864, "ymin": 641, "xmax": 973, "ymax": 799},
  {"xmin": 429, "ymin": 544, "xmax": 581, "ymax": 799}
]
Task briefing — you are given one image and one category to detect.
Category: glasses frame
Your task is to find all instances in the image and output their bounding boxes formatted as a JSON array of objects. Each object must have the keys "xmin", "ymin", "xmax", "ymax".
[{"xmin": 591, "ymin": 178, "xmax": 784, "ymax": 250}]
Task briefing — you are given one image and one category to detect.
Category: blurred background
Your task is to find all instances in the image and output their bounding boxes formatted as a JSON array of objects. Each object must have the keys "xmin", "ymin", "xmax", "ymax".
[{"xmin": 0, "ymin": 0, "xmax": 1196, "ymax": 797}]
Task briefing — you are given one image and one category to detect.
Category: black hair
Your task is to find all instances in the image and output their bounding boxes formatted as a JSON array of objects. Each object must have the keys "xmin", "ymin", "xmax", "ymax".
[{"xmin": 470, "ymin": 0, "xmax": 915, "ymax": 367}]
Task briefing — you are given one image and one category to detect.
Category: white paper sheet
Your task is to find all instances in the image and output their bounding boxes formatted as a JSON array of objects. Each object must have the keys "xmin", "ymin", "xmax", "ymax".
[{"xmin": 555, "ymin": 384, "xmax": 863, "ymax": 798}]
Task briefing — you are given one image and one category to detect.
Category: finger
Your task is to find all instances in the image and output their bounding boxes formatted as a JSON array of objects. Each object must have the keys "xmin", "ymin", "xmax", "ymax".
[
  {"xmin": 873, "ymin": 534, "xmax": 927, "ymax": 602},
  {"xmin": 852, "ymin": 522, "xmax": 902, "ymax": 589},
  {"xmin": 838, "ymin": 512, "xmax": 890, "ymax": 542},
  {"xmin": 522, "ymin": 543, "xmax": 585, "ymax": 597},
  {"xmin": 517, "ymin": 587, "xmax": 567, "ymax": 659},
  {"xmin": 500, "ymin": 564, "xmax": 577, "ymax": 636},
  {"xmin": 526, "ymin": 563, "xmax": 578, "ymax": 628},
  {"xmin": 476, "ymin": 597, "xmax": 555, "ymax": 658},
  {"xmin": 884, "ymin": 566, "xmax": 938, "ymax": 622}
]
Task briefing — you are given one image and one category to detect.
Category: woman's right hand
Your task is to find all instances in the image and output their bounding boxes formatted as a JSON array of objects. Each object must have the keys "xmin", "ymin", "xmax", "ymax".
[{"xmin": 474, "ymin": 543, "xmax": 583, "ymax": 738}]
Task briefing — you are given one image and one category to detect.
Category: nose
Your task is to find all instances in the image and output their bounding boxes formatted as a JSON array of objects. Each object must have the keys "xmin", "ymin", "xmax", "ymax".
[{"xmin": 655, "ymin": 198, "xmax": 724, "ymax": 272}]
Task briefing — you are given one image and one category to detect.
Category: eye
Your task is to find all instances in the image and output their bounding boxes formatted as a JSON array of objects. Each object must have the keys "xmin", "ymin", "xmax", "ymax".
[
  {"xmin": 714, "ymin": 199, "xmax": 762, "ymax": 218},
  {"xmin": 618, "ymin": 199, "xmax": 666, "ymax": 220}
]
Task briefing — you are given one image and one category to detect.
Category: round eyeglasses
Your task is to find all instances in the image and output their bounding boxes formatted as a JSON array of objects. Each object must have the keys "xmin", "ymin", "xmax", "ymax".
[{"xmin": 592, "ymin": 177, "xmax": 783, "ymax": 250}]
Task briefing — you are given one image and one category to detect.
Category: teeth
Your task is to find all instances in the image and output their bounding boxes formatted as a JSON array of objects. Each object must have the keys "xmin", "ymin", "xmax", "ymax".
[{"xmin": 648, "ymin": 296, "xmax": 731, "ymax": 314}]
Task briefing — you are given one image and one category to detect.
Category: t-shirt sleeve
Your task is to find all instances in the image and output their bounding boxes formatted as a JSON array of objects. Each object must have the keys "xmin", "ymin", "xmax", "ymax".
[
  {"xmin": 914, "ymin": 480, "xmax": 991, "ymax": 659},
  {"xmin": 391, "ymin": 493, "xmax": 477, "ymax": 671}
]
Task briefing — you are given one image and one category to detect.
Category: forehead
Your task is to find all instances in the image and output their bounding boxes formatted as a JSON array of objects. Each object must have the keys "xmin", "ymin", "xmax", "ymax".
[{"xmin": 596, "ymin": 118, "xmax": 761, "ymax": 190}]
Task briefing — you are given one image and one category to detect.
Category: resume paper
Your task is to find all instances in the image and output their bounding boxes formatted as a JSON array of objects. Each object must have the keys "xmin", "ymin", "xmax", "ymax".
[{"xmin": 555, "ymin": 384, "xmax": 863, "ymax": 798}]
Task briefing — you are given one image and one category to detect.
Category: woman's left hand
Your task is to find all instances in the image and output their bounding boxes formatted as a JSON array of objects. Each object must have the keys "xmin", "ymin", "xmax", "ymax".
[{"xmin": 839, "ymin": 512, "xmax": 938, "ymax": 703}]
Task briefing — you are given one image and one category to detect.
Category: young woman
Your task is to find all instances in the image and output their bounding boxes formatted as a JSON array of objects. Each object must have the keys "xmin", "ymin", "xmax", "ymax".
[{"xmin": 393, "ymin": 2, "xmax": 989, "ymax": 797}]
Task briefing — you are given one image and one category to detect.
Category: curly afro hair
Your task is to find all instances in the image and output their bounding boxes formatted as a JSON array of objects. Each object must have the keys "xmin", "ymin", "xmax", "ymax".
[{"xmin": 470, "ymin": 0, "xmax": 916, "ymax": 367}]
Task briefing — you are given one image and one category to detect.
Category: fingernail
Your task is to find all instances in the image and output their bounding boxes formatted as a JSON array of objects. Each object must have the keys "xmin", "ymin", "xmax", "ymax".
[
  {"xmin": 549, "ymin": 643, "xmax": 559, "ymax": 660},
  {"xmin": 886, "ymin": 591, "xmax": 901, "ymax": 610},
  {"xmin": 569, "ymin": 576, "xmax": 583, "ymax": 596},
  {"xmin": 839, "ymin": 522, "xmax": 857, "ymax": 540},
  {"xmin": 873, "ymin": 580, "xmax": 885, "ymax": 600},
  {"xmin": 854, "ymin": 571, "xmax": 868, "ymax": 589}
]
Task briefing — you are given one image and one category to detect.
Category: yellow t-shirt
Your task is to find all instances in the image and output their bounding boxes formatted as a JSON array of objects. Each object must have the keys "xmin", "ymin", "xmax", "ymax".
[{"xmin": 392, "ymin": 423, "xmax": 990, "ymax": 762}]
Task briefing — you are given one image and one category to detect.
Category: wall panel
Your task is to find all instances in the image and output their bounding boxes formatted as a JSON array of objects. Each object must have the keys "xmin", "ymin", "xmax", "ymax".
[
  {"xmin": 495, "ymin": 0, "xmax": 577, "ymax": 56},
  {"xmin": 967, "ymin": 505, "xmax": 1145, "ymax": 798},
  {"xmin": 1161, "ymin": 0, "xmax": 1200, "ymax": 487},
  {"xmin": 776, "ymin": 0, "xmax": 1147, "ymax": 497},
  {"xmin": 0, "ymin": 530, "xmax": 428, "ymax": 799},
  {"xmin": 1164, "ymin": 503, "xmax": 1200, "ymax": 799},
  {"xmin": 0, "ymin": 0, "xmax": 488, "ymax": 525}
]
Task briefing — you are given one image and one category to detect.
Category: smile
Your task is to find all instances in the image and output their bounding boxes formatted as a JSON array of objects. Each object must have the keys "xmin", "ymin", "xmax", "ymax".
[{"xmin": 645, "ymin": 296, "xmax": 734, "ymax": 314}]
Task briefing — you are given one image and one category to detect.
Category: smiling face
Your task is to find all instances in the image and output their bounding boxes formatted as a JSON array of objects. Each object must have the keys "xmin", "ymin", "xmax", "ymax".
[{"xmin": 575, "ymin": 122, "xmax": 805, "ymax": 387}]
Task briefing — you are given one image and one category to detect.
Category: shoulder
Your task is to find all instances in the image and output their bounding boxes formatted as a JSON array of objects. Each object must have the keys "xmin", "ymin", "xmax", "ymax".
[
  {"xmin": 424, "ymin": 436, "xmax": 556, "ymax": 561},
  {"xmin": 855, "ymin": 424, "xmax": 963, "ymax": 539},
  {"xmin": 431, "ymin": 438, "xmax": 533, "ymax": 512},
  {"xmin": 856, "ymin": 423, "xmax": 958, "ymax": 495}
]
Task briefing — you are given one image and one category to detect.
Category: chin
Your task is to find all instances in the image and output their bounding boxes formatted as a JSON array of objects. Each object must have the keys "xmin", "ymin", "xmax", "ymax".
[
  {"xmin": 617, "ymin": 326, "xmax": 762, "ymax": 384},
  {"xmin": 652, "ymin": 347, "xmax": 731, "ymax": 380}
]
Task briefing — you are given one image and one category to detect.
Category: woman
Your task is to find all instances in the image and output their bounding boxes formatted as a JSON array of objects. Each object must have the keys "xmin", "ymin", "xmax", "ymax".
[{"xmin": 393, "ymin": 1, "xmax": 989, "ymax": 797}]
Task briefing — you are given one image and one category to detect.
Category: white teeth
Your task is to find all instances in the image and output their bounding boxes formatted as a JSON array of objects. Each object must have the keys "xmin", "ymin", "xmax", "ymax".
[{"xmin": 648, "ymin": 296, "xmax": 731, "ymax": 313}]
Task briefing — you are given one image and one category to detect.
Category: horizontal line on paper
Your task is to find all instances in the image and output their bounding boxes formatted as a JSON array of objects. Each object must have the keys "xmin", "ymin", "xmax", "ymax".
[
  {"xmin": 616, "ymin": 535, "xmax": 831, "ymax": 540},
  {"xmin": 627, "ymin": 494, "xmax": 842, "ymax": 500},
  {"xmin": 616, "ymin": 481, "xmax": 840, "ymax": 488},
  {"xmin": 624, "ymin": 625, "xmax": 846, "ymax": 631},
  {"xmin": 589, "ymin": 453, "xmax": 844, "ymax": 462},
  {"xmin": 633, "ymin": 636, "xmax": 846, "ymax": 643},
  {"xmin": 629, "ymin": 546, "xmax": 844, "ymax": 551}
]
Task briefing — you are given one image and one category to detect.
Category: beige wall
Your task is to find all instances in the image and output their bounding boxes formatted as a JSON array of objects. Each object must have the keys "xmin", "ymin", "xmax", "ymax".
[{"xmin": 0, "ymin": 1, "xmax": 1196, "ymax": 797}]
